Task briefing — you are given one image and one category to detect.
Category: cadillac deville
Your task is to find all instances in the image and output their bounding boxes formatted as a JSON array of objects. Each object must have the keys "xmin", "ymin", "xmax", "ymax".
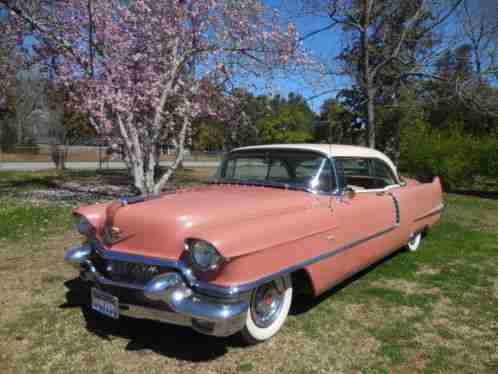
[{"xmin": 64, "ymin": 144, "xmax": 444, "ymax": 343}]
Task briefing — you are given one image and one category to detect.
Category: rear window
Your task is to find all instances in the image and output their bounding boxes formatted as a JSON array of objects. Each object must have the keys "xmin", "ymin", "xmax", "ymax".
[{"xmin": 335, "ymin": 157, "xmax": 397, "ymax": 190}]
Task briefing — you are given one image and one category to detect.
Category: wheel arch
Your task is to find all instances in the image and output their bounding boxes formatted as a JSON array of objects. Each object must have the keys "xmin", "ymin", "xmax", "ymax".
[{"xmin": 291, "ymin": 268, "xmax": 316, "ymax": 297}]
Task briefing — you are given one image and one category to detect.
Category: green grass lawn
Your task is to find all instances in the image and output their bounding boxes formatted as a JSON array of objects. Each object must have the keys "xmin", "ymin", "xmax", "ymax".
[{"xmin": 0, "ymin": 175, "xmax": 496, "ymax": 373}]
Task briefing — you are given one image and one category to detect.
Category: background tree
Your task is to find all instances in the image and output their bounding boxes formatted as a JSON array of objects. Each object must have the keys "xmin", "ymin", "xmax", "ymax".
[
  {"xmin": 291, "ymin": 0, "xmax": 464, "ymax": 149},
  {"xmin": 222, "ymin": 90, "xmax": 272, "ymax": 150},
  {"xmin": 190, "ymin": 88, "xmax": 267, "ymax": 152},
  {"xmin": 453, "ymin": 0, "xmax": 498, "ymax": 115},
  {"xmin": 423, "ymin": 47, "xmax": 488, "ymax": 135},
  {"xmin": 46, "ymin": 84, "xmax": 96, "ymax": 169},
  {"xmin": 191, "ymin": 120, "xmax": 225, "ymax": 152},
  {"xmin": 344, "ymin": 0, "xmax": 465, "ymax": 148},
  {"xmin": 316, "ymin": 98, "xmax": 355, "ymax": 144},
  {"xmin": 9, "ymin": 73, "xmax": 46, "ymax": 145},
  {"xmin": 191, "ymin": 91, "xmax": 316, "ymax": 150},
  {"xmin": 257, "ymin": 93, "xmax": 315, "ymax": 144}
]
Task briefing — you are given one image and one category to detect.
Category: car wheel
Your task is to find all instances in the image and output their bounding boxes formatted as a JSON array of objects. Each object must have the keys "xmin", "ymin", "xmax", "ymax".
[
  {"xmin": 407, "ymin": 232, "xmax": 422, "ymax": 252},
  {"xmin": 240, "ymin": 275, "xmax": 292, "ymax": 344}
]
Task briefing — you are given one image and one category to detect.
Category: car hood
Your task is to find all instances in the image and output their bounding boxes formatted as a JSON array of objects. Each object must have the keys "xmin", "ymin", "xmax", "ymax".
[{"xmin": 82, "ymin": 185, "xmax": 315, "ymax": 260}]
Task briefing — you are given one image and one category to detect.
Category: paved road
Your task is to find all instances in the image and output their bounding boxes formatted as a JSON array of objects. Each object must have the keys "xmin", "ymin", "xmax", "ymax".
[{"xmin": 0, "ymin": 160, "xmax": 220, "ymax": 171}]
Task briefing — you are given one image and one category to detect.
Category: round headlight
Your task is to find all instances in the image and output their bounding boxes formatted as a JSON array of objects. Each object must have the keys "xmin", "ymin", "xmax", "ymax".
[
  {"xmin": 186, "ymin": 239, "xmax": 224, "ymax": 272},
  {"xmin": 74, "ymin": 215, "xmax": 94, "ymax": 237}
]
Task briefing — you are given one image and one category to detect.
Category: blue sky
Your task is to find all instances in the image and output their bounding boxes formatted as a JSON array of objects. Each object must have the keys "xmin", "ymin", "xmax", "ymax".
[{"xmin": 263, "ymin": 0, "xmax": 348, "ymax": 112}]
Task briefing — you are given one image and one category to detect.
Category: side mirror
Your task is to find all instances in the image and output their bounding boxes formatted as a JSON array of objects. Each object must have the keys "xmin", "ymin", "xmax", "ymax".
[{"xmin": 345, "ymin": 187, "xmax": 356, "ymax": 199}]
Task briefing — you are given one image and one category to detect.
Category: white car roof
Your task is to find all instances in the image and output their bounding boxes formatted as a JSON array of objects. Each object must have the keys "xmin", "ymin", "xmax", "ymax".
[{"xmin": 232, "ymin": 143, "xmax": 398, "ymax": 176}]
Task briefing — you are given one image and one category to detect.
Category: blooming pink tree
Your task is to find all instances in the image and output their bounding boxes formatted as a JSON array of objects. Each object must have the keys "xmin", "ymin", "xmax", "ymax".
[{"xmin": 1, "ymin": 0, "xmax": 304, "ymax": 194}]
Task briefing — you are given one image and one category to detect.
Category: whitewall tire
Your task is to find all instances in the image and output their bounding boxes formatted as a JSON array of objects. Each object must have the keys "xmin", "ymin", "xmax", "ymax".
[
  {"xmin": 407, "ymin": 232, "xmax": 422, "ymax": 252},
  {"xmin": 240, "ymin": 275, "xmax": 292, "ymax": 344}
]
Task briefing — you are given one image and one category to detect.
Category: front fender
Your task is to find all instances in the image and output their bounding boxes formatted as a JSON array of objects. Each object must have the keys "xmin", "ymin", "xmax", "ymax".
[{"xmin": 198, "ymin": 202, "xmax": 339, "ymax": 289}]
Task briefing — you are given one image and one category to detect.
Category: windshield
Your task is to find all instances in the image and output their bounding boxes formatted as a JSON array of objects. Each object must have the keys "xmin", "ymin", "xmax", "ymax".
[{"xmin": 214, "ymin": 149, "xmax": 335, "ymax": 193}]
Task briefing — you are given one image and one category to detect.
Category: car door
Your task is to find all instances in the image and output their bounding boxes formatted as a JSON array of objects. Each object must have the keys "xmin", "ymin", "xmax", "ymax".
[
  {"xmin": 340, "ymin": 158, "xmax": 404, "ymax": 257},
  {"xmin": 331, "ymin": 157, "xmax": 401, "ymax": 272},
  {"xmin": 305, "ymin": 157, "xmax": 400, "ymax": 295}
]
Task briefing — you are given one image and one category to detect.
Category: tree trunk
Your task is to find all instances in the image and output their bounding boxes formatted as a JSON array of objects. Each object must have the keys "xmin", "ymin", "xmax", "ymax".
[
  {"xmin": 176, "ymin": 157, "xmax": 184, "ymax": 171},
  {"xmin": 361, "ymin": 0, "xmax": 376, "ymax": 149},
  {"xmin": 50, "ymin": 144, "xmax": 67, "ymax": 170},
  {"xmin": 127, "ymin": 123, "xmax": 189, "ymax": 196},
  {"xmin": 393, "ymin": 122, "xmax": 401, "ymax": 166},
  {"xmin": 391, "ymin": 89, "xmax": 401, "ymax": 166},
  {"xmin": 152, "ymin": 116, "xmax": 190, "ymax": 194},
  {"xmin": 366, "ymin": 87, "xmax": 376, "ymax": 148},
  {"xmin": 116, "ymin": 114, "xmax": 154, "ymax": 195},
  {"xmin": 58, "ymin": 150, "xmax": 67, "ymax": 170},
  {"xmin": 16, "ymin": 120, "xmax": 22, "ymax": 144}
]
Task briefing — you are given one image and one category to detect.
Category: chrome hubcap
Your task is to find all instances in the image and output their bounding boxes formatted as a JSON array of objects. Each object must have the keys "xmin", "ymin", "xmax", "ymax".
[
  {"xmin": 251, "ymin": 281, "xmax": 284, "ymax": 328},
  {"xmin": 408, "ymin": 233, "xmax": 421, "ymax": 250}
]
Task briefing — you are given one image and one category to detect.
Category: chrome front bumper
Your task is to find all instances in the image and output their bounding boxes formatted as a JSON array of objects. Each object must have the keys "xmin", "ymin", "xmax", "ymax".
[{"xmin": 64, "ymin": 245, "xmax": 249, "ymax": 337}]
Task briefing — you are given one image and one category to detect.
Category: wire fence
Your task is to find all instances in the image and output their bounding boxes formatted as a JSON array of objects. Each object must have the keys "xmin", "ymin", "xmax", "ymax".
[{"xmin": 0, "ymin": 144, "xmax": 224, "ymax": 165}]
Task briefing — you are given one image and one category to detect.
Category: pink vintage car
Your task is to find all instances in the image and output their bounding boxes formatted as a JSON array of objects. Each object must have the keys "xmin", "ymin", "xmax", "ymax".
[{"xmin": 65, "ymin": 144, "xmax": 444, "ymax": 343}]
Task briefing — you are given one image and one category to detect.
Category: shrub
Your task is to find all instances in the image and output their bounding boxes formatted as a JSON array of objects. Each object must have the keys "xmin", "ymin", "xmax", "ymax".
[
  {"xmin": 399, "ymin": 123, "xmax": 497, "ymax": 190},
  {"xmin": 477, "ymin": 135, "xmax": 498, "ymax": 179}
]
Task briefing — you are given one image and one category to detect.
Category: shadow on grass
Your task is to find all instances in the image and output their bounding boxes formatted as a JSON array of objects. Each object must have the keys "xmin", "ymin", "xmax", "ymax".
[
  {"xmin": 59, "ymin": 249, "xmax": 409, "ymax": 360},
  {"xmin": 0, "ymin": 169, "xmax": 137, "ymax": 199},
  {"xmin": 0, "ymin": 176, "xmax": 60, "ymax": 192},
  {"xmin": 64, "ymin": 169, "xmax": 132, "ymax": 185},
  {"xmin": 0, "ymin": 168, "xmax": 213, "ymax": 197},
  {"xmin": 290, "ymin": 248, "xmax": 406, "ymax": 316},
  {"xmin": 61, "ymin": 278, "xmax": 243, "ymax": 362}
]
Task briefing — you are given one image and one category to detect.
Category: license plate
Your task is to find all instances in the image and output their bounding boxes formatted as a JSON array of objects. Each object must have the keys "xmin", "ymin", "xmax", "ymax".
[{"xmin": 91, "ymin": 288, "xmax": 119, "ymax": 319}]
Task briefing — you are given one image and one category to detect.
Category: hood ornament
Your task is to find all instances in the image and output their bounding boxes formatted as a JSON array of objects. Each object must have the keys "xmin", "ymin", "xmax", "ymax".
[
  {"xmin": 102, "ymin": 200, "xmax": 135, "ymax": 246},
  {"xmin": 102, "ymin": 225, "xmax": 133, "ymax": 246}
]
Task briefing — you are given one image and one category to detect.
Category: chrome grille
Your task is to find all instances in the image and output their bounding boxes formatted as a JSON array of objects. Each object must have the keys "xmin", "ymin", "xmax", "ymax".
[
  {"xmin": 89, "ymin": 250, "xmax": 165, "ymax": 285},
  {"xmin": 106, "ymin": 260, "xmax": 162, "ymax": 284}
]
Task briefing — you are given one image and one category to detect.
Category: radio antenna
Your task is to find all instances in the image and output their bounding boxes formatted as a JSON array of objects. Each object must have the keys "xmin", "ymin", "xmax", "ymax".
[
  {"xmin": 328, "ymin": 112, "xmax": 333, "ymax": 207},
  {"xmin": 329, "ymin": 117, "xmax": 332, "ymax": 159}
]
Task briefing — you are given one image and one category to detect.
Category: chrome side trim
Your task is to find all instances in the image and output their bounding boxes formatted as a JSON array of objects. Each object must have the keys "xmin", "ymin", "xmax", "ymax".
[
  {"xmin": 197, "ymin": 224, "xmax": 399, "ymax": 298},
  {"xmin": 414, "ymin": 203, "xmax": 445, "ymax": 222},
  {"xmin": 387, "ymin": 192, "xmax": 401, "ymax": 225}
]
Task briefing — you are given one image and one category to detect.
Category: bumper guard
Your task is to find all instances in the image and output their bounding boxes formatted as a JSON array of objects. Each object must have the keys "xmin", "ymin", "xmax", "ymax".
[{"xmin": 64, "ymin": 245, "xmax": 248, "ymax": 337}]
